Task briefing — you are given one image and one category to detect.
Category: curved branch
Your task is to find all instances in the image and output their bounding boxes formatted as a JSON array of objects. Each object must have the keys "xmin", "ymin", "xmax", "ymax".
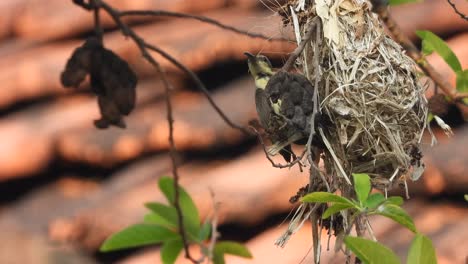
[
  {"xmin": 120, "ymin": 10, "xmax": 288, "ymax": 41},
  {"xmin": 447, "ymin": 0, "xmax": 468, "ymax": 21}
]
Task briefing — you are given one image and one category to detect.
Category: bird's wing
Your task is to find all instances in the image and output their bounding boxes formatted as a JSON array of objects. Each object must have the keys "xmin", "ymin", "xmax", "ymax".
[{"xmin": 255, "ymin": 88, "xmax": 273, "ymax": 130}]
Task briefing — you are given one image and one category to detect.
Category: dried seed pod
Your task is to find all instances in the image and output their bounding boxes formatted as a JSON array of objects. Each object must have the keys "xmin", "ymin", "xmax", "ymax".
[
  {"xmin": 95, "ymin": 95, "xmax": 126, "ymax": 129},
  {"xmin": 61, "ymin": 37, "xmax": 137, "ymax": 129},
  {"xmin": 60, "ymin": 44, "xmax": 93, "ymax": 88}
]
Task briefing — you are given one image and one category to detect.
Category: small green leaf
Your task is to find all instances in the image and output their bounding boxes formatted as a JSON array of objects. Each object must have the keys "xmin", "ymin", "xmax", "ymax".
[
  {"xmin": 143, "ymin": 213, "xmax": 176, "ymax": 229},
  {"xmin": 389, "ymin": 0, "xmax": 421, "ymax": 6},
  {"xmin": 144, "ymin": 203, "xmax": 178, "ymax": 229},
  {"xmin": 323, "ymin": 203, "xmax": 355, "ymax": 219},
  {"xmin": 407, "ymin": 234, "xmax": 437, "ymax": 264},
  {"xmin": 212, "ymin": 250, "xmax": 225, "ymax": 264},
  {"xmin": 158, "ymin": 177, "xmax": 201, "ymax": 237},
  {"xmin": 198, "ymin": 221, "xmax": 212, "ymax": 241},
  {"xmin": 214, "ymin": 241, "xmax": 252, "ymax": 258},
  {"xmin": 161, "ymin": 239, "xmax": 184, "ymax": 264},
  {"xmin": 456, "ymin": 69, "xmax": 468, "ymax": 93},
  {"xmin": 301, "ymin": 192, "xmax": 355, "ymax": 207},
  {"xmin": 464, "ymin": 194, "xmax": 468, "ymax": 202},
  {"xmin": 386, "ymin": 196, "xmax": 404, "ymax": 206},
  {"xmin": 416, "ymin": 30, "xmax": 462, "ymax": 72},
  {"xmin": 374, "ymin": 204, "xmax": 416, "ymax": 233},
  {"xmin": 100, "ymin": 224, "xmax": 177, "ymax": 252},
  {"xmin": 344, "ymin": 236, "xmax": 400, "ymax": 264},
  {"xmin": 365, "ymin": 193, "xmax": 386, "ymax": 209},
  {"xmin": 353, "ymin": 173, "xmax": 371, "ymax": 205},
  {"xmin": 212, "ymin": 241, "xmax": 252, "ymax": 264}
]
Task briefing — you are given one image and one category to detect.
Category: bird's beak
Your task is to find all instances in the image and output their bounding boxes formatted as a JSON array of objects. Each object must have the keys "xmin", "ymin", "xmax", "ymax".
[{"xmin": 244, "ymin": 52, "xmax": 255, "ymax": 60}]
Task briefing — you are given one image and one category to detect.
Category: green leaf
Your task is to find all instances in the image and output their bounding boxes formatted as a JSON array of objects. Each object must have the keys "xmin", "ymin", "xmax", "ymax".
[
  {"xmin": 213, "ymin": 241, "xmax": 252, "ymax": 264},
  {"xmin": 323, "ymin": 203, "xmax": 355, "ymax": 219},
  {"xmin": 465, "ymin": 194, "xmax": 468, "ymax": 202},
  {"xmin": 301, "ymin": 192, "xmax": 355, "ymax": 207},
  {"xmin": 344, "ymin": 236, "xmax": 400, "ymax": 264},
  {"xmin": 386, "ymin": 196, "xmax": 404, "ymax": 206},
  {"xmin": 158, "ymin": 177, "xmax": 201, "ymax": 237},
  {"xmin": 374, "ymin": 204, "xmax": 417, "ymax": 233},
  {"xmin": 353, "ymin": 173, "xmax": 371, "ymax": 205},
  {"xmin": 212, "ymin": 250, "xmax": 225, "ymax": 264},
  {"xmin": 456, "ymin": 69, "xmax": 468, "ymax": 95},
  {"xmin": 416, "ymin": 30, "xmax": 462, "ymax": 72},
  {"xmin": 407, "ymin": 234, "xmax": 437, "ymax": 264},
  {"xmin": 100, "ymin": 224, "xmax": 177, "ymax": 252},
  {"xmin": 161, "ymin": 239, "xmax": 184, "ymax": 264},
  {"xmin": 389, "ymin": 0, "xmax": 421, "ymax": 6},
  {"xmin": 143, "ymin": 213, "xmax": 176, "ymax": 229},
  {"xmin": 144, "ymin": 203, "xmax": 178, "ymax": 229},
  {"xmin": 214, "ymin": 241, "xmax": 252, "ymax": 261},
  {"xmin": 199, "ymin": 221, "xmax": 212, "ymax": 241},
  {"xmin": 364, "ymin": 193, "xmax": 386, "ymax": 209}
]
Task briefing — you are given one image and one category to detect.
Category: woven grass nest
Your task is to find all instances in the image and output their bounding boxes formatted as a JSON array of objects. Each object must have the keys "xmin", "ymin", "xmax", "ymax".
[{"xmin": 282, "ymin": 0, "xmax": 428, "ymax": 191}]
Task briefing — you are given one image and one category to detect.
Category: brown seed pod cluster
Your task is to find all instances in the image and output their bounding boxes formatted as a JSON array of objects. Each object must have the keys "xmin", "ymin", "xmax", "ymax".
[{"xmin": 61, "ymin": 37, "xmax": 137, "ymax": 129}]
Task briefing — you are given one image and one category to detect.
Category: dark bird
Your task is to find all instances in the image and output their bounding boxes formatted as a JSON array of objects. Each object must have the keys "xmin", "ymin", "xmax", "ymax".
[{"xmin": 245, "ymin": 52, "xmax": 319, "ymax": 162}]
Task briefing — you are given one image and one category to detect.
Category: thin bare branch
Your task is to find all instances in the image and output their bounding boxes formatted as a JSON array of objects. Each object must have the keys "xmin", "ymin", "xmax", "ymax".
[
  {"xmin": 92, "ymin": 1, "xmax": 103, "ymax": 41},
  {"xmin": 207, "ymin": 190, "xmax": 220, "ymax": 262},
  {"xmin": 163, "ymin": 70, "xmax": 196, "ymax": 263},
  {"xmin": 142, "ymin": 42, "xmax": 252, "ymax": 134},
  {"xmin": 447, "ymin": 0, "xmax": 468, "ymax": 21},
  {"xmin": 83, "ymin": 0, "xmax": 199, "ymax": 262},
  {"xmin": 249, "ymin": 126, "xmax": 306, "ymax": 171},
  {"xmin": 72, "ymin": 0, "xmax": 93, "ymax": 9},
  {"xmin": 120, "ymin": 10, "xmax": 287, "ymax": 41}
]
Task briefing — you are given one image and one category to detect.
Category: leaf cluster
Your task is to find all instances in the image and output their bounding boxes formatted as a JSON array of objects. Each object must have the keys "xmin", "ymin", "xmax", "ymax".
[
  {"xmin": 100, "ymin": 177, "xmax": 252, "ymax": 264},
  {"xmin": 301, "ymin": 173, "xmax": 438, "ymax": 264},
  {"xmin": 417, "ymin": 30, "xmax": 468, "ymax": 106}
]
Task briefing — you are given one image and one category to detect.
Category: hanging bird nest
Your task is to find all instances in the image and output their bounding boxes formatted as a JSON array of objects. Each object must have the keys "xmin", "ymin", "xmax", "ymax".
[{"xmin": 281, "ymin": 0, "xmax": 428, "ymax": 191}]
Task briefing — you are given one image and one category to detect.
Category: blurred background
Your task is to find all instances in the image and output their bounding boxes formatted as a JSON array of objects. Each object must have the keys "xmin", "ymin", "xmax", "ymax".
[{"xmin": 0, "ymin": 0, "xmax": 466, "ymax": 263}]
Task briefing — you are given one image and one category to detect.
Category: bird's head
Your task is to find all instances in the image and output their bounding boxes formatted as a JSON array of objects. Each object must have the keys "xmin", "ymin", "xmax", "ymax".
[{"xmin": 244, "ymin": 52, "xmax": 274, "ymax": 79}]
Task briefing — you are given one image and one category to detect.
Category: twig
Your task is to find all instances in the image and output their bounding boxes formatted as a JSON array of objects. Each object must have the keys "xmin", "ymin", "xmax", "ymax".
[
  {"xmin": 310, "ymin": 211, "xmax": 321, "ymax": 264},
  {"xmin": 92, "ymin": 1, "xmax": 103, "ymax": 41},
  {"xmin": 447, "ymin": 0, "xmax": 468, "ymax": 21},
  {"xmin": 82, "ymin": 0, "xmax": 200, "ymax": 262},
  {"xmin": 207, "ymin": 190, "xmax": 220, "ymax": 262},
  {"xmin": 364, "ymin": 217, "xmax": 377, "ymax": 242},
  {"xmin": 319, "ymin": 128, "xmax": 351, "ymax": 185},
  {"xmin": 164, "ymin": 72, "xmax": 197, "ymax": 262},
  {"xmin": 72, "ymin": 0, "xmax": 92, "ymax": 9},
  {"xmin": 375, "ymin": 7, "xmax": 462, "ymax": 103},
  {"xmin": 282, "ymin": 17, "xmax": 319, "ymax": 72},
  {"xmin": 250, "ymin": 126, "xmax": 306, "ymax": 170},
  {"xmin": 141, "ymin": 42, "xmax": 252, "ymax": 135},
  {"xmin": 119, "ymin": 10, "xmax": 287, "ymax": 41}
]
